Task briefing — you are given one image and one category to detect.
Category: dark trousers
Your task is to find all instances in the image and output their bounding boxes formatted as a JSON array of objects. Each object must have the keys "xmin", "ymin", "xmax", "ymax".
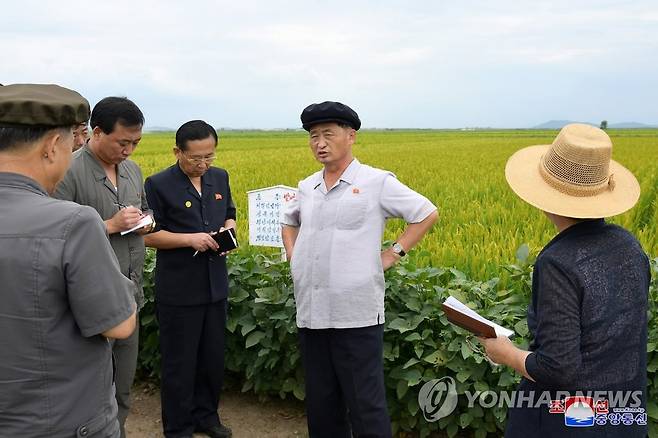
[
  {"xmin": 157, "ymin": 300, "xmax": 227, "ymax": 438},
  {"xmin": 298, "ymin": 324, "xmax": 392, "ymax": 438}
]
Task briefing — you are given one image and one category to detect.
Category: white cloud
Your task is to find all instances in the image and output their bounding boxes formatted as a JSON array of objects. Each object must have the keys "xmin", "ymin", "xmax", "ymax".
[{"xmin": 2, "ymin": 0, "xmax": 657, "ymax": 128}]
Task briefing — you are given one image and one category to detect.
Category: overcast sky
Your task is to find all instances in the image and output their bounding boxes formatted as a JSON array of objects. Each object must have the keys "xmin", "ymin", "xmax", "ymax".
[{"xmin": 3, "ymin": 0, "xmax": 657, "ymax": 129}]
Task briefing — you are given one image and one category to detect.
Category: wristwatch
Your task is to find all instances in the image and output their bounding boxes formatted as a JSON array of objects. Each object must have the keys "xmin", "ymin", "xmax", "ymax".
[{"xmin": 391, "ymin": 242, "xmax": 406, "ymax": 257}]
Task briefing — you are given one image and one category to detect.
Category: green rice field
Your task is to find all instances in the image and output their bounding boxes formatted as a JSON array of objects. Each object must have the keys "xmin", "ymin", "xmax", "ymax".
[{"xmin": 132, "ymin": 129, "xmax": 658, "ymax": 280}]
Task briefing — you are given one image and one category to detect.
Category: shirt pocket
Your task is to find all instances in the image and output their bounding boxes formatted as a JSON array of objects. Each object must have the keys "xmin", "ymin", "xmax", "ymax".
[
  {"xmin": 123, "ymin": 189, "xmax": 142, "ymax": 212},
  {"xmin": 336, "ymin": 198, "xmax": 368, "ymax": 230},
  {"xmin": 76, "ymin": 407, "xmax": 118, "ymax": 437}
]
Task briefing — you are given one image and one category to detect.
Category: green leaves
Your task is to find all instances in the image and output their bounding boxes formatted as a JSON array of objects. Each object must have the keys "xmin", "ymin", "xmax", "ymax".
[
  {"xmin": 397, "ymin": 379, "xmax": 409, "ymax": 398},
  {"xmin": 245, "ymin": 331, "xmax": 266, "ymax": 348},
  {"xmin": 388, "ymin": 314, "xmax": 425, "ymax": 333},
  {"xmin": 403, "ymin": 369, "xmax": 423, "ymax": 386},
  {"xmin": 423, "ymin": 350, "xmax": 449, "ymax": 366},
  {"xmin": 514, "ymin": 319, "xmax": 529, "ymax": 337},
  {"xmin": 647, "ymin": 401, "xmax": 658, "ymax": 422},
  {"xmin": 240, "ymin": 320, "xmax": 256, "ymax": 336}
]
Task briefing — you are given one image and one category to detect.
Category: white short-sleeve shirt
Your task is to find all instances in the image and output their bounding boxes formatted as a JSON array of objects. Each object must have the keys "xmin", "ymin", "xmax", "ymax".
[{"xmin": 281, "ymin": 159, "xmax": 437, "ymax": 329}]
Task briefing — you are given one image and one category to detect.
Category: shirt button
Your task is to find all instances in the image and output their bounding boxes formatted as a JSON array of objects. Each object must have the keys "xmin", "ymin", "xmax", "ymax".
[
  {"xmin": 314, "ymin": 285, "xmax": 319, "ymax": 290},
  {"xmin": 79, "ymin": 426, "xmax": 88, "ymax": 436}
]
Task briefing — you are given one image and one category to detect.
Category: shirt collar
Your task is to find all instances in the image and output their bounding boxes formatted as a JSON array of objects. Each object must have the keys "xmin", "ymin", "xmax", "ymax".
[
  {"xmin": 82, "ymin": 144, "xmax": 129, "ymax": 181},
  {"xmin": 541, "ymin": 218, "xmax": 606, "ymax": 254},
  {"xmin": 313, "ymin": 158, "xmax": 361, "ymax": 190},
  {"xmin": 0, "ymin": 172, "xmax": 49, "ymax": 196},
  {"xmin": 173, "ymin": 161, "xmax": 213, "ymax": 187},
  {"xmin": 338, "ymin": 158, "xmax": 360, "ymax": 184}
]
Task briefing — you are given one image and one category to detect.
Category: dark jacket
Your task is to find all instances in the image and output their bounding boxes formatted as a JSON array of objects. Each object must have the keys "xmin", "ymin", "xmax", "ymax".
[
  {"xmin": 145, "ymin": 163, "xmax": 236, "ymax": 306},
  {"xmin": 506, "ymin": 219, "xmax": 650, "ymax": 438}
]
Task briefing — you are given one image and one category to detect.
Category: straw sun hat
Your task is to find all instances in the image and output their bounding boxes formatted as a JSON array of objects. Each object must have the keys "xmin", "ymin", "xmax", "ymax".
[{"xmin": 505, "ymin": 123, "xmax": 640, "ymax": 218}]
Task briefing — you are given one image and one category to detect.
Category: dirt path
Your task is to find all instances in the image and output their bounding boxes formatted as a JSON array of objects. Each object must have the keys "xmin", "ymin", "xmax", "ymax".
[{"xmin": 125, "ymin": 384, "xmax": 309, "ymax": 438}]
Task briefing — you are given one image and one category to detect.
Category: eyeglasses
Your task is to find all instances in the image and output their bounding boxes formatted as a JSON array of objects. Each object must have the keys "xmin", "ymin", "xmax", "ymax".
[{"xmin": 181, "ymin": 152, "xmax": 216, "ymax": 165}]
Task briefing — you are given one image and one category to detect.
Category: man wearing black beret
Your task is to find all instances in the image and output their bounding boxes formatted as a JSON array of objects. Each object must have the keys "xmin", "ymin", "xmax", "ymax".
[
  {"xmin": 282, "ymin": 101, "xmax": 439, "ymax": 437},
  {"xmin": 0, "ymin": 84, "xmax": 136, "ymax": 436}
]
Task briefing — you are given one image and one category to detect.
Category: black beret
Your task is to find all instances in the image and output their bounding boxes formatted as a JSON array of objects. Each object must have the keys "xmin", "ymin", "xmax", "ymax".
[
  {"xmin": 0, "ymin": 84, "xmax": 90, "ymax": 127},
  {"xmin": 300, "ymin": 101, "xmax": 361, "ymax": 131}
]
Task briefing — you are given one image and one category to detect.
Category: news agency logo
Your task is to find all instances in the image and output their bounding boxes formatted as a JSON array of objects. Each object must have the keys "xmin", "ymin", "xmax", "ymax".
[
  {"xmin": 557, "ymin": 396, "xmax": 597, "ymax": 427},
  {"xmin": 549, "ymin": 395, "xmax": 647, "ymax": 428},
  {"xmin": 417, "ymin": 377, "xmax": 458, "ymax": 422},
  {"xmin": 416, "ymin": 376, "xmax": 647, "ymax": 428}
]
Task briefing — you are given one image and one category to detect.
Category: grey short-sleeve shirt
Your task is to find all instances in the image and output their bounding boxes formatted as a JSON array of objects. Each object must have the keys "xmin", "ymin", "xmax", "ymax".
[
  {"xmin": 55, "ymin": 144, "xmax": 149, "ymax": 309},
  {"xmin": 0, "ymin": 172, "xmax": 135, "ymax": 437},
  {"xmin": 281, "ymin": 159, "xmax": 437, "ymax": 329}
]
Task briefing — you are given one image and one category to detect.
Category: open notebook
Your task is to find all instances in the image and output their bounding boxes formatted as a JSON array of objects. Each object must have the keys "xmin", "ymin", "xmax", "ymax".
[
  {"xmin": 120, "ymin": 215, "xmax": 154, "ymax": 236},
  {"xmin": 442, "ymin": 296, "xmax": 514, "ymax": 339}
]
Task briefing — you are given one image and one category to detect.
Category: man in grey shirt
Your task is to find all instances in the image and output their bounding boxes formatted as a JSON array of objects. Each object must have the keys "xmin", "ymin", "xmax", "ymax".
[
  {"xmin": 0, "ymin": 84, "xmax": 136, "ymax": 436},
  {"xmin": 55, "ymin": 96, "xmax": 152, "ymax": 437},
  {"xmin": 281, "ymin": 101, "xmax": 438, "ymax": 437}
]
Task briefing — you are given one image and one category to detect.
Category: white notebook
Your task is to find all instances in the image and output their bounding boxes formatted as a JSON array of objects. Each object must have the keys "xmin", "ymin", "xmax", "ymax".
[
  {"xmin": 120, "ymin": 215, "xmax": 154, "ymax": 236},
  {"xmin": 443, "ymin": 296, "xmax": 514, "ymax": 338}
]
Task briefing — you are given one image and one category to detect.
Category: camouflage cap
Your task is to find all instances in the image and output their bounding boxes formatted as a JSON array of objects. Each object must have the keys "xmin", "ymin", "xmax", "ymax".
[{"xmin": 0, "ymin": 84, "xmax": 90, "ymax": 126}]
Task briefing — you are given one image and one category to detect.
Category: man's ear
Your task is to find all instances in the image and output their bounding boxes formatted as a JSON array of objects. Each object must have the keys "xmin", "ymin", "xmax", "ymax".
[
  {"xmin": 92, "ymin": 126, "xmax": 104, "ymax": 138},
  {"xmin": 40, "ymin": 130, "xmax": 62, "ymax": 162},
  {"xmin": 348, "ymin": 128, "xmax": 356, "ymax": 146}
]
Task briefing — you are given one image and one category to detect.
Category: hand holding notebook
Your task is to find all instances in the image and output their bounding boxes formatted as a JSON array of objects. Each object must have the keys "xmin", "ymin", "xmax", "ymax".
[
  {"xmin": 192, "ymin": 228, "xmax": 238, "ymax": 257},
  {"xmin": 120, "ymin": 214, "xmax": 154, "ymax": 236},
  {"xmin": 212, "ymin": 227, "xmax": 238, "ymax": 253},
  {"xmin": 442, "ymin": 296, "xmax": 514, "ymax": 338}
]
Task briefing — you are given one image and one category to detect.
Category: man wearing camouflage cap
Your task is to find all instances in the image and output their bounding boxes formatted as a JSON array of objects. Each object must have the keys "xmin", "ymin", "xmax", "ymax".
[
  {"xmin": 0, "ymin": 84, "xmax": 136, "ymax": 437},
  {"xmin": 282, "ymin": 101, "xmax": 439, "ymax": 437}
]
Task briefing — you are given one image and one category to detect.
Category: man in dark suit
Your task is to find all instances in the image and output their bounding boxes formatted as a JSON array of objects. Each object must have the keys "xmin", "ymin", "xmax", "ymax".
[{"xmin": 144, "ymin": 120, "xmax": 235, "ymax": 438}]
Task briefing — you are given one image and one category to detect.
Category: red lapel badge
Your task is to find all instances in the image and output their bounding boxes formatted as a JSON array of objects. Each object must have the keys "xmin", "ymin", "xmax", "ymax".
[
  {"xmin": 352, "ymin": 188, "xmax": 360, "ymax": 194},
  {"xmin": 215, "ymin": 193, "xmax": 223, "ymax": 200}
]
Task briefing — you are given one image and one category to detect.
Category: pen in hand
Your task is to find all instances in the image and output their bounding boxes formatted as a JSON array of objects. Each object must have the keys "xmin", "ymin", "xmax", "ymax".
[{"xmin": 192, "ymin": 231, "xmax": 218, "ymax": 257}]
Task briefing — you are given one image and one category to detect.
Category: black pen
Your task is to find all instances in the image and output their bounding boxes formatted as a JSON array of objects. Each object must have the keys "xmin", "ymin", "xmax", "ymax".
[{"xmin": 116, "ymin": 202, "xmax": 143, "ymax": 212}]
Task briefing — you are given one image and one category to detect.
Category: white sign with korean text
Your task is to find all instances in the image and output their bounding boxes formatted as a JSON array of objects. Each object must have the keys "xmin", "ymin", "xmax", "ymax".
[{"xmin": 247, "ymin": 185, "xmax": 297, "ymax": 247}]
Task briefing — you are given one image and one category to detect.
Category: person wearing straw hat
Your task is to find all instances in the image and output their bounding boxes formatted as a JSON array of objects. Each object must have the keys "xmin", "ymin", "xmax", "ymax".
[
  {"xmin": 0, "ymin": 84, "xmax": 136, "ymax": 436},
  {"xmin": 479, "ymin": 124, "xmax": 649, "ymax": 437}
]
